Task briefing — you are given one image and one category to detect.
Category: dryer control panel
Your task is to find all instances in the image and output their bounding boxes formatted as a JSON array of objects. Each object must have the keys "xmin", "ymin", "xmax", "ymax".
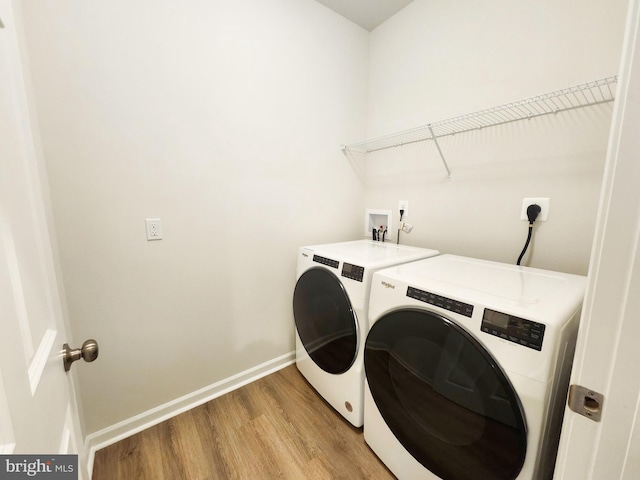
[
  {"xmin": 481, "ymin": 308, "xmax": 545, "ymax": 351},
  {"xmin": 313, "ymin": 255, "xmax": 339, "ymax": 269},
  {"xmin": 406, "ymin": 286, "xmax": 474, "ymax": 318},
  {"xmin": 341, "ymin": 263, "xmax": 364, "ymax": 282}
]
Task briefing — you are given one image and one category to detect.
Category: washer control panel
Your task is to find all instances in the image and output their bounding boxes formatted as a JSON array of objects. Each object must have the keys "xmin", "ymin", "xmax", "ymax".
[
  {"xmin": 341, "ymin": 263, "xmax": 364, "ymax": 282},
  {"xmin": 407, "ymin": 286, "xmax": 474, "ymax": 318},
  {"xmin": 481, "ymin": 308, "xmax": 545, "ymax": 351},
  {"xmin": 313, "ymin": 255, "xmax": 339, "ymax": 269}
]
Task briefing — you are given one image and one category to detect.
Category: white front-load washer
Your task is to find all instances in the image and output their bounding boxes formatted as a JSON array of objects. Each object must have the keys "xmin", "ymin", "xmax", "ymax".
[
  {"xmin": 292, "ymin": 239, "xmax": 439, "ymax": 427},
  {"xmin": 364, "ymin": 254, "xmax": 587, "ymax": 480}
]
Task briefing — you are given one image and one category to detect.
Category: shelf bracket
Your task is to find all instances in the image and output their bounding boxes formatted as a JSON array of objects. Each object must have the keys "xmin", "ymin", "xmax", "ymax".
[{"xmin": 428, "ymin": 125, "xmax": 451, "ymax": 179}]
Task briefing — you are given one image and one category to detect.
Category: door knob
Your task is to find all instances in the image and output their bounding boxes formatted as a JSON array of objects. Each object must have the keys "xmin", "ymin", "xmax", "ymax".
[{"xmin": 63, "ymin": 339, "xmax": 99, "ymax": 372}]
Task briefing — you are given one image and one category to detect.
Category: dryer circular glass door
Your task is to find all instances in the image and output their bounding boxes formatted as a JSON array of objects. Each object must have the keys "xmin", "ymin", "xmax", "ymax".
[
  {"xmin": 365, "ymin": 309, "xmax": 527, "ymax": 480},
  {"xmin": 293, "ymin": 267, "xmax": 358, "ymax": 374}
]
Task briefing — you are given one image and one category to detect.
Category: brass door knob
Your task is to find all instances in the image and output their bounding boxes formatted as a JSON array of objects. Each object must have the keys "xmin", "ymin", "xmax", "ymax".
[{"xmin": 63, "ymin": 339, "xmax": 99, "ymax": 372}]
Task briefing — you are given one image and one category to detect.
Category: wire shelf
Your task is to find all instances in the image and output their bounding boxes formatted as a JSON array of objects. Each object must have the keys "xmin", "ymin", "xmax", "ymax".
[{"xmin": 342, "ymin": 76, "xmax": 618, "ymax": 155}]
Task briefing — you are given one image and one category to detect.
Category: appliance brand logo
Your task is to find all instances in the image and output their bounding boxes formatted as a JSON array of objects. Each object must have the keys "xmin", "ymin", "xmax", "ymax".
[
  {"xmin": 302, "ymin": 253, "xmax": 308, "ymax": 258},
  {"xmin": 381, "ymin": 281, "xmax": 396, "ymax": 289}
]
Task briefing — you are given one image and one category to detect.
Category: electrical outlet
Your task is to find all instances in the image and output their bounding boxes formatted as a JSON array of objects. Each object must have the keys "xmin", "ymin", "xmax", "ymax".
[
  {"xmin": 145, "ymin": 218, "xmax": 162, "ymax": 240},
  {"xmin": 520, "ymin": 198, "xmax": 550, "ymax": 222},
  {"xmin": 399, "ymin": 200, "xmax": 409, "ymax": 218}
]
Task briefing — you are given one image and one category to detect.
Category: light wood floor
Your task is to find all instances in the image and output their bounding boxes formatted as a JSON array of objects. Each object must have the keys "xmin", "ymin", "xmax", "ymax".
[{"xmin": 92, "ymin": 365, "xmax": 395, "ymax": 479}]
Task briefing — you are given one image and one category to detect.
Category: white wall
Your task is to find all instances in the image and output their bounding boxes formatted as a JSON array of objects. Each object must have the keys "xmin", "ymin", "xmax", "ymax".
[
  {"xmin": 363, "ymin": 0, "xmax": 628, "ymax": 275},
  {"xmin": 19, "ymin": 0, "xmax": 368, "ymax": 435},
  {"xmin": 18, "ymin": 0, "xmax": 629, "ymax": 442}
]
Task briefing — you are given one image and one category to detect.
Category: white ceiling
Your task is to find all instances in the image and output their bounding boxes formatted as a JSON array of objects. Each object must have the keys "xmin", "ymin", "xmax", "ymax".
[{"xmin": 315, "ymin": 0, "xmax": 414, "ymax": 31}]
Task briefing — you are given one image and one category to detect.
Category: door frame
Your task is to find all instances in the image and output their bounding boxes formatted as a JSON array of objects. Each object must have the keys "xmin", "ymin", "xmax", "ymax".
[{"xmin": 554, "ymin": 0, "xmax": 640, "ymax": 477}]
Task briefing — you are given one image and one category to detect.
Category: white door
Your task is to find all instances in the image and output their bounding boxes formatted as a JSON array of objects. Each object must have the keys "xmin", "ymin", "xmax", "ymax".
[
  {"xmin": 0, "ymin": 1, "xmax": 87, "ymax": 478},
  {"xmin": 554, "ymin": 0, "xmax": 640, "ymax": 477}
]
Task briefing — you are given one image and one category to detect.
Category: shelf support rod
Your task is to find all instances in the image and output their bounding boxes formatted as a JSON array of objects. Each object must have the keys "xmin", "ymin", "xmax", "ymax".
[{"xmin": 428, "ymin": 125, "xmax": 451, "ymax": 179}]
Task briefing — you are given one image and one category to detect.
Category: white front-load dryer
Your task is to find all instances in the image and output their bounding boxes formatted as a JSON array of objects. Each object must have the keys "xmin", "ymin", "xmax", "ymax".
[
  {"xmin": 364, "ymin": 254, "xmax": 587, "ymax": 480},
  {"xmin": 293, "ymin": 239, "xmax": 439, "ymax": 427}
]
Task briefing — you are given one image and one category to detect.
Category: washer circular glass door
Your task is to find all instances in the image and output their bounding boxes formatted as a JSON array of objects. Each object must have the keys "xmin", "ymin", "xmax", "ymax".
[
  {"xmin": 293, "ymin": 267, "xmax": 358, "ymax": 374},
  {"xmin": 365, "ymin": 309, "xmax": 527, "ymax": 480}
]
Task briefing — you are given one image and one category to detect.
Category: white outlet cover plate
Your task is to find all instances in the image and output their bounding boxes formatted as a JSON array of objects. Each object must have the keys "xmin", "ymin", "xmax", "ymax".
[
  {"xmin": 520, "ymin": 198, "xmax": 550, "ymax": 221},
  {"xmin": 145, "ymin": 218, "xmax": 163, "ymax": 240},
  {"xmin": 398, "ymin": 200, "xmax": 409, "ymax": 217}
]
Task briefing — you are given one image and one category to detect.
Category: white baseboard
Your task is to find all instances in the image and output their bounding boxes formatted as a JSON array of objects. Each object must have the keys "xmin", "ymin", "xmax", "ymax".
[{"xmin": 85, "ymin": 351, "xmax": 295, "ymax": 478}]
